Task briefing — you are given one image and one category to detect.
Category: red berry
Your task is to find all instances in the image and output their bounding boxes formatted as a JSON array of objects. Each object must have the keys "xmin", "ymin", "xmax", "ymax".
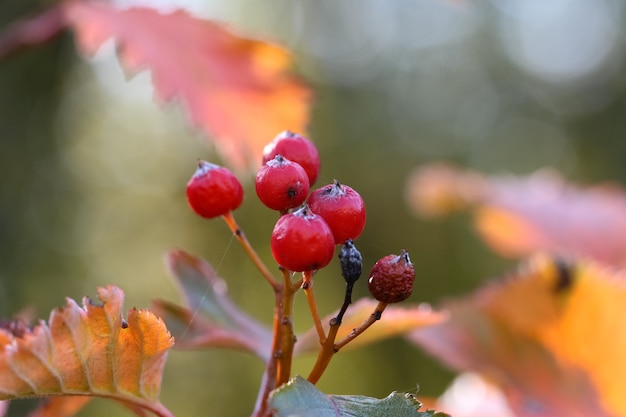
[
  {"xmin": 186, "ymin": 160, "xmax": 243, "ymax": 219},
  {"xmin": 262, "ymin": 131, "xmax": 320, "ymax": 185},
  {"xmin": 367, "ymin": 250, "xmax": 415, "ymax": 303},
  {"xmin": 270, "ymin": 204, "xmax": 335, "ymax": 272},
  {"xmin": 307, "ymin": 180, "xmax": 366, "ymax": 244},
  {"xmin": 255, "ymin": 155, "xmax": 310, "ymax": 212}
]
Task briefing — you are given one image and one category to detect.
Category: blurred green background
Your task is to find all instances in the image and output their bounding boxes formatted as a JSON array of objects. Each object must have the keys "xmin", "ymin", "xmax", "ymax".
[{"xmin": 2, "ymin": 0, "xmax": 626, "ymax": 415}]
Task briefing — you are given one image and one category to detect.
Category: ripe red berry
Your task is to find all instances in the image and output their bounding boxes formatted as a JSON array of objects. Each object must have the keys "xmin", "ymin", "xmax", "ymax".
[
  {"xmin": 307, "ymin": 180, "xmax": 366, "ymax": 244},
  {"xmin": 270, "ymin": 204, "xmax": 335, "ymax": 272},
  {"xmin": 367, "ymin": 250, "xmax": 415, "ymax": 303},
  {"xmin": 262, "ymin": 131, "xmax": 320, "ymax": 185},
  {"xmin": 255, "ymin": 155, "xmax": 310, "ymax": 212},
  {"xmin": 186, "ymin": 160, "xmax": 243, "ymax": 219}
]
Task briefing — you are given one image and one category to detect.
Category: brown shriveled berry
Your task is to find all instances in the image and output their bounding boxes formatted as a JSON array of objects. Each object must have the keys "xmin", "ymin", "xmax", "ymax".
[{"xmin": 367, "ymin": 250, "xmax": 415, "ymax": 303}]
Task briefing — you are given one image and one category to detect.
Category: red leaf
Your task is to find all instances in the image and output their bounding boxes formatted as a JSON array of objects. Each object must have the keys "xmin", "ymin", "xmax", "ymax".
[
  {"xmin": 64, "ymin": 2, "xmax": 311, "ymax": 171},
  {"xmin": 409, "ymin": 255, "xmax": 626, "ymax": 417}
]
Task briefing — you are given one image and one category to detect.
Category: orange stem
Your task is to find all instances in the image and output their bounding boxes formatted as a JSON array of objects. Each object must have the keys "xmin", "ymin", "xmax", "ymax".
[
  {"xmin": 252, "ymin": 281, "xmax": 283, "ymax": 417},
  {"xmin": 335, "ymin": 301, "xmax": 388, "ymax": 350},
  {"xmin": 302, "ymin": 270, "xmax": 326, "ymax": 344},
  {"xmin": 307, "ymin": 301, "xmax": 388, "ymax": 384},
  {"xmin": 306, "ymin": 317, "xmax": 339, "ymax": 384},
  {"xmin": 222, "ymin": 211, "xmax": 280, "ymax": 290},
  {"xmin": 276, "ymin": 268, "xmax": 298, "ymax": 385}
]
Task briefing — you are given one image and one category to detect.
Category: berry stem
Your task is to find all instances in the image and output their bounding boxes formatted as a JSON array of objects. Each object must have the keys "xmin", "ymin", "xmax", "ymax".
[
  {"xmin": 306, "ymin": 316, "xmax": 339, "ymax": 384},
  {"xmin": 305, "ymin": 279, "xmax": 355, "ymax": 384},
  {"xmin": 307, "ymin": 301, "xmax": 388, "ymax": 384},
  {"xmin": 302, "ymin": 270, "xmax": 326, "ymax": 344},
  {"xmin": 335, "ymin": 281, "xmax": 355, "ymax": 324},
  {"xmin": 222, "ymin": 211, "xmax": 280, "ymax": 290},
  {"xmin": 252, "ymin": 273, "xmax": 285, "ymax": 417},
  {"xmin": 335, "ymin": 301, "xmax": 388, "ymax": 350},
  {"xmin": 276, "ymin": 268, "xmax": 298, "ymax": 386}
]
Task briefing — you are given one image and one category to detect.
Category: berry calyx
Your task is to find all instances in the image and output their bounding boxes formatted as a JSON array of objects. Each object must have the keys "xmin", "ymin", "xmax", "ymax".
[
  {"xmin": 339, "ymin": 239, "xmax": 362, "ymax": 285},
  {"xmin": 186, "ymin": 160, "xmax": 244, "ymax": 219},
  {"xmin": 255, "ymin": 154, "xmax": 310, "ymax": 212},
  {"xmin": 270, "ymin": 204, "xmax": 335, "ymax": 272},
  {"xmin": 263, "ymin": 131, "xmax": 321, "ymax": 185},
  {"xmin": 307, "ymin": 180, "xmax": 366, "ymax": 244},
  {"xmin": 367, "ymin": 250, "xmax": 415, "ymax": 303}
]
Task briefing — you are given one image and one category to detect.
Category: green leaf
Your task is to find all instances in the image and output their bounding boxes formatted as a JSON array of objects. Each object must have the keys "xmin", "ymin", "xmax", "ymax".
[
  {"xmin": 152, "ymin": 250, "xmax": 272, "ymax": 360},
  {"xmin": 269, "ymin": 376, "xmax": 449, "ymax": 417}
]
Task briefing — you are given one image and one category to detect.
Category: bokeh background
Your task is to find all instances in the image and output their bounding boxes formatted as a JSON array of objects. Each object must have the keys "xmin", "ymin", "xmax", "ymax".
[{"xmin": 2, "ymin": 0, "xmax": 626, "ymax": 415}]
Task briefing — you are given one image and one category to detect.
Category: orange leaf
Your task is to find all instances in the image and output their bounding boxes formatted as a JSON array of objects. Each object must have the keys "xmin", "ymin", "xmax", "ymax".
[
  {"xmin": 407, "ymin": 165, "xmax": 626, "ymax": 267},
  {"xmin": 28, "ymin": 396, "xmax": 91, "ymax": 417},
  {"xmin": 405, "ymin": 163, "xmax": 486, "ymax": 218},
  {"xmin": 295, "ymin": 298, "xmax": 447, "ymax": 355},
  {"xmin": 0, "ymin": 286, "xmax": 174, "ymax": 417},
  {"xmin": 409, "ymin": 255, "xmax": 626, "ymax": 417},
  {"xmin": 63, "ymin": 2, "xmax": 311, "ymax": 171}
]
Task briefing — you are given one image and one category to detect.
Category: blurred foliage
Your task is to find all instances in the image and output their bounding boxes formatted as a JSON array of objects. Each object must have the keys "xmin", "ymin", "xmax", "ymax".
[{"xmin": 2, "ymin": 0, "xmax": 626, "ymax": 416}]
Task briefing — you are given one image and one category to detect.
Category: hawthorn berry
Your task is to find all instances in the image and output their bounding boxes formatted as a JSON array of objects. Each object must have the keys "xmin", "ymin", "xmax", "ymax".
[
  {"xmin": 270, "ymin": 204, "xmax": 335, "ymax": 272},
  {"xmin": 263, "ymin": 131, "xmax": 320, "ymax": 185},
  {"xmin": 255, "ymin": 154, "xmax": 310, "ymax": 212},
  {"xmin": 186, "ymin": 160, "xmax": 243, "ymax": 219},
  {"xmin": 367, "ymin": 250, "xmax": 415, "ymax": 303},
  {"xmin": 307, "ymin": 180, "xmax": 366, "ymax": 244}
]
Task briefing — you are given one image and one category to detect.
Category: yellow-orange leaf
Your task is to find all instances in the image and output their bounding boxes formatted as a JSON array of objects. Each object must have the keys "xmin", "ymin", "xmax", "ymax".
[
  {"xmin": 295, "ymin": 298, "xmax": 447, "ymax": 355},
  {"xmin": 0, "ymin": 286, "xmax": 174, "ymax": 417},
  {"xmin": 410, "ymin": 255, "xmax": 626, "ymax": 417},
  {"xmin": 64, "ymin": 2, "xmax": 311, "ymax": 171}
]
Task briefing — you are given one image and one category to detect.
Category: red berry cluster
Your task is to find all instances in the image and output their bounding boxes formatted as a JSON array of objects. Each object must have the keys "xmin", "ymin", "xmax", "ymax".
[
  {"xmin": 185, "ymin": 130, "xmax": 416, "ymax": 398},
  {"xmin": 186, "ymin": 130, "xmax": 413, "ymax": 296},
  {"xmin": 258, "ymin": 131, "xmax": 367, "ymax": 272}
]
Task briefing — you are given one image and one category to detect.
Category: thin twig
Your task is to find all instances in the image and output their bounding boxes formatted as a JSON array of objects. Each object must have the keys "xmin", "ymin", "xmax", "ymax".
[
  {"xmin": 302, "ymin": 270, "xmax": 326, "ymax": 344},
  {"xmin": 222, "ymin": 212, "xmax": 280, "ymax": 290},
  {"xmin": 276, "ymin": 268, "xmax": 297, "ymax": 385},
  {"xmin": 307, "ymin": 301, "xmax": 388, "ymax": 384},
  {"xmin": 334, "ymin": 301, "xmax": 388, "ymax": 351},
  {"xmin": 251, "ymin": 282, "xmax": 283, "ymax": 417}
]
